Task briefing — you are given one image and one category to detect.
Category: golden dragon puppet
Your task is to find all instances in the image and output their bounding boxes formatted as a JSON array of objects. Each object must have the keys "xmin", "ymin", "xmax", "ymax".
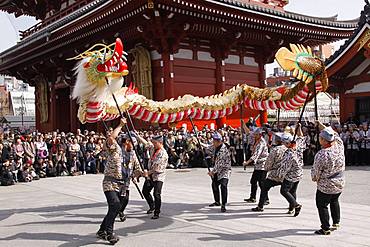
[{"xmin": 70, "ymin": 38, "xmax": 328, "ymax": 124}]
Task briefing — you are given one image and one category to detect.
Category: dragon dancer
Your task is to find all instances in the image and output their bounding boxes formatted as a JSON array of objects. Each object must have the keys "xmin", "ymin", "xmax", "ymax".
[
  {"xmin": 96, "ymin": 118, "xmax": 126, "ymax": 245},
  {"xmin": 135, "ymin": 133, "xmax": 168, "ymax": 220},
  {"xmin": 117, "ymin": 134, "xmax": 143, "ymax": 222}
]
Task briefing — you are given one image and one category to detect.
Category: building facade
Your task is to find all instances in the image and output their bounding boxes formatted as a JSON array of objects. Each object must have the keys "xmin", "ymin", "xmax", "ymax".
[
  {"xmin": 326, "ymin": 2, "xmax": 370, "ymax": 124},
  {"xmin": 0, "ymin": 0, "xmax": 357, "ymax": 132},
  {"xmin": 0, "ymin": 75, "xmax": 36, "ymax": 130}
]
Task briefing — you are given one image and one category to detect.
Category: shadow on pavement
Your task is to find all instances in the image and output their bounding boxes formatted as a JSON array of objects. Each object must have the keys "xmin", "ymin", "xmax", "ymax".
[
  {"xmin": 196, "ymin": 228, "xmax": 316, "ymax": 242},
  {"xmin": 0, "ymin": 197, "xmax": 307, "ymax": 245}
]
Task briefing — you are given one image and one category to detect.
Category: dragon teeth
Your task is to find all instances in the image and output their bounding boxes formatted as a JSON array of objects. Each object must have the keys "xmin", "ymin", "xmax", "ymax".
[
  {"xmin": 110, "ymin": 66, "xmax": 118, "ymax": 72},
  {"xmin": 293, "ymin": 68, "xmax": 299, "ymax": 77},
  {"xmin": 297, "ymin": 69, "xmax": 303, "ymax": 80},
  {"xmin": 302, "ymin": 72, "xmax": 308, "ymax": 81}
]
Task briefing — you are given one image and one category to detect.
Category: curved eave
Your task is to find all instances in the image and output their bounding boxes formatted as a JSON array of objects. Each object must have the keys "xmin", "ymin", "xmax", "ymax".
[
  {"xmin": 205, "ymin": 0, "xmax": 357, "ymax": 30},
  {"xmin": 326, "ymin": 23, "xmax": 370, "ymax": 76},
  {"xmin": 0, "ymin": 1, "xmax": 35, "ymax": 18},
  {"xmin": 0, "ymin": 1, "xmax": 146, "ymax": 72},
  {"xmin": 0, "ymin": 0, "xmax": 110, "ymax": 58}
]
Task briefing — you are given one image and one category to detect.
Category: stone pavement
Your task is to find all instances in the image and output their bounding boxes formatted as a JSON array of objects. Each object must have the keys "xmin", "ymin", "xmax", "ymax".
[{"xmin": 0, "ymin": 166, "xmax": 369, "ymax": 247}]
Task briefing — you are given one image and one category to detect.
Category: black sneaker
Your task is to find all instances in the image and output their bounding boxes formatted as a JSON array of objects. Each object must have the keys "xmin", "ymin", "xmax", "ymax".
[
  {"xmin": 146, "ymin": 208, "xmax": 155, "ymax": 214},
  {"xmin": 287, "ymin": 209, "xmax": 294, "ymax": 215},
  {"xmin": 96, "ymin": 230, "xmax": 106, "ymax": 240},
  {"xmin": 151, "ymin": 215, "xmax": 159, "ymax": 220},
  {"xmin": 314, "ymin": 229, "xmax": 331, "ymax": 235},
  {"xmin": 251, "ymin": 206, "xmax": 264, "ymax": 212},
  {"xmin": 107, "ymin": 233, "xmax": 119, "ymax": 245},
  {"xmin": 264, "ymin": 200, "xmax": 270, "ymax": 206},
  {"xmin": 209, "ymin": 202, "xmax": 221, "ymax": 207},
  {"xmin": 221, "ymin": 206, "xmax": 226, "ymax": 213},
  {"xmin": 244, "ymin": 198, "xmax": 256, "ymax": 203},
  {"xmin": 331, "ymin": 224, "xmax": 340, "ymax": 231},
  {"xmin": 294, "ymin": 204, "xmax": 302, "ymax": 217},
  {"xmin": 118, "ymin": 212, "xmax": 127, "ymax": 222}
]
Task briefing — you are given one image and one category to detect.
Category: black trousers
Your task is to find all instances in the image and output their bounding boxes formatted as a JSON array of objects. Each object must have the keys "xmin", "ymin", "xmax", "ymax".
[
  {"xmin": 316, "ymin": 190, "xmax": 341, "ymax": 231},
  {"xmin": 359, "ymin": 149, "xmax": 370, "ymax": 165},
  {"xmin": 258, "ymin": 178, "xmax": 282, "ymax": 208},
  {"xmin": 346, "ymin": 149, "xmax": 359, "ymax": 166},
  {"xmin": 119, "ymin": 190, "xmax": 130, "ymax": 213},
  {"xmin": 236, "ymin": 149, "xmax": 244, "ymax": 166},
  {"xmin": 142, "ymin": 179, "xmax": 163, "ymax": 215},
  {"xmin": 280, "ymin": 179, "xmax": 299, "ymax": 209},
  {"xmin": 100, "ymin": 191, "xmax": 121, "ymax": 234},
  {"xmin": 250, "ymin": 170, "xmax": 268, "ymax": 199},
  {"xmin": 211, "ymin": 175, "xmax": 229, "ymax": 206}
]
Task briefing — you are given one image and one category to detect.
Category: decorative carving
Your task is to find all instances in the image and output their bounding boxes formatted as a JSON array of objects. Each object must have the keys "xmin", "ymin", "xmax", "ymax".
[
  {"xmin": 130, "ymin": 46, "xmax": 153, "ymax": 99},
  {"xmin": 35, "ymin": 75, "xmax": 49, "ymax": 123},
  {"xmin": 359, "ymin": 0, "xmax": 370, "ymax": 26},
  {"xmin": 365, "ymin": 41, "xmax": 370, "ymax": 58},
  {"xmin": 358, "ymin": 29, "xmax": 370, "ymax": 51},
  {"xmin": 148, "ymin": 0, "xmax": 154, "ymax": 9}
]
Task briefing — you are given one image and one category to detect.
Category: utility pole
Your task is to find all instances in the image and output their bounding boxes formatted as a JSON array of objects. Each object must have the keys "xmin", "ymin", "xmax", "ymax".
[{"xmin": 20, "ymin": 93, "xmax": 25, "ymax": 129}]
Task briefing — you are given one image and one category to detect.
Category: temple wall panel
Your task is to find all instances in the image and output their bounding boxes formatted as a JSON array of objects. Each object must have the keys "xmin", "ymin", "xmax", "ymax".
[
  {"xmin": 340, "ymin": 92, "xmax": 370, "ymax": 122},
  {"xmin": 151, "ymin": 61, "xmax": 165, "ymax": 101},
  {"xmin": 225, "ymin": 64, "xmax": 260, "ymax": 87},
  {"xmin": 173, "ymin": 58, "xmax": 217, "ymax": 98},
  {"xmin": 55, "ymin": 87, "xmax": 71, "ymax": 132}
]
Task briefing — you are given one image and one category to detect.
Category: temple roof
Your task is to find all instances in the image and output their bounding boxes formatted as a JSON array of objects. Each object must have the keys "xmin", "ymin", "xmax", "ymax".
[
  {"xmin": 0, "ymin": 0, "xmax": 62, "ymax": 19},
  {"xmin": 0, "ymin": 0, "xmax": 109, "ymax": 57},
  {"xmin": 325, "ymin": 1, "xmax": 370, "ymax": 67},
  {"xmin": 212, "ymin": 0, "xmax": 357, "ymax": 29},
  {"xmin": 1, "ymin": 0, "xmax": 358, "ymax": 29},
  {"xmin": 0, "ymin": 0, "xmax": 361, "ymax": 76}
]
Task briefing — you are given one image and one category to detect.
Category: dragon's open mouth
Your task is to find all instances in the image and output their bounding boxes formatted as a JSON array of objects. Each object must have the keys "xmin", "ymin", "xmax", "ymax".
[{"xmin": 96, "ymin": 38, "xmax": 129, "ymax": 76}]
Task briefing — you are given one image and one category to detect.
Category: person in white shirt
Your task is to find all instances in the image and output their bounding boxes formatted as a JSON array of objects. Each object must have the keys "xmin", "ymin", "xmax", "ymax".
[{"xmin": 358, "ymin": 123, "xmax": 370, "ymax": 165}]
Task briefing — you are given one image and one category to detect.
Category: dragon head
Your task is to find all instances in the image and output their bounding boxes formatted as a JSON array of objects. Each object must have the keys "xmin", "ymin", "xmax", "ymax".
[
  {"xmin": 275, "ymin": 44, "xmax": 327, "ymax": 86},
  {"xmin": 70, "ymin": 38, "xmax": 129, "ymax": 103}
]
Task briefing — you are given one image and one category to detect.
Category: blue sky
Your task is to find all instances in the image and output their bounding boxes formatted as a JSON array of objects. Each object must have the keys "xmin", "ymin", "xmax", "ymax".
[{"xmin": 0, "ymin": 0, "xmax": 366, "ymax": 73}]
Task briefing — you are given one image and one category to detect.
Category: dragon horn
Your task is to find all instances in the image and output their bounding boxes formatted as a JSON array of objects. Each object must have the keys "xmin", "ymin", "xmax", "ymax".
[
  {"xmin": 289, "ymin": 44, "xmax": 301, "ymax": 54},
  {"xmin": 275, "ymin": 47, "xmax": 296, "ymax": 71},
  {"xmin": 307, "ymin": 46, "xmax": 313, "ymax": 55},
  {"xmin": 299, "ymin": 44, "xmax": 308, "ymax": 54},
  {"xmin": 102, "ymin": 38, "xmax": 123, "ymax": 67}
]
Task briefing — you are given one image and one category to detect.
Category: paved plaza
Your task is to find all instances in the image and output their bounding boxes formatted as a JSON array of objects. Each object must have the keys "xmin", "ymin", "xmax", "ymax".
[{"xmin": 0, "ymin": 166, "xmax": 369, "ymax": 247}]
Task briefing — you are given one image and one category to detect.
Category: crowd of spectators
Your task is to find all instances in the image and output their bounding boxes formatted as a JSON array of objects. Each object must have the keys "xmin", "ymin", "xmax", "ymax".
[{"xmin": 1, "ymin": 119, "xmax": 369, "ymax": 186}]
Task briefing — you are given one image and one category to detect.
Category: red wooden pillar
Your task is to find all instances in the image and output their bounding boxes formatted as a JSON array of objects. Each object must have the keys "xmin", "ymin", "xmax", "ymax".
[
  {"xmin": 70, "ymin": 96, "xmax": 78, "ymax": 133},
  {"xmin": 258, "ymin": 57, "xmax": 268, "ymax": 125},
  {"xmin": 339, "ymin": 91, "xmax": 347, "ymax": 123},
  {"xmin": 162, "ymin": 51, "xmax": 175, "ymax": 99},
  {"xmin": 215, "ymin": 55, "xmax": 227, "ymax": 128},
  {"xmin": 50, "ymin": 82, "xmax": 57, "ymax": 131}
]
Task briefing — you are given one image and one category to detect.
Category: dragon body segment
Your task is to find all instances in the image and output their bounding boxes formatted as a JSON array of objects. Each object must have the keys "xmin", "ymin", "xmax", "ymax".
[{"xmin": 71, "ymin": 39, "xmax": 328, "ymax": 124}]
